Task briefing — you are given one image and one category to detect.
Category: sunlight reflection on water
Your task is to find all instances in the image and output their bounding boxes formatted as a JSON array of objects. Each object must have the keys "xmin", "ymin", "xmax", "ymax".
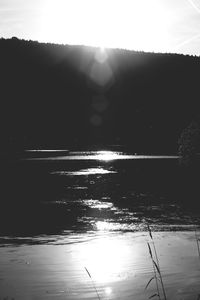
[
  {"xmin": 73, "ymin": 234, "xmax": 136, "ymax": 284},
  {"xmin": 51, "ymin": 167, "xmax": 117, "ymax": 176},
  {"xmin": 21, "ymin": 149, "xmax": 198, "ymax": 232},
  {"xmin": 82, "ymin": 200, "xmax": 113, "ymax": 209},
  {"xmin": 0, "ymin": 232, "xmax": 200, "ymax": 300},
  {"xmin": 26, "ymin": 150, "xmax": 179, "ymax": 161},
  {"xmin": 1, "ymin": 149, "xmax": 199, "ymax": 299}
]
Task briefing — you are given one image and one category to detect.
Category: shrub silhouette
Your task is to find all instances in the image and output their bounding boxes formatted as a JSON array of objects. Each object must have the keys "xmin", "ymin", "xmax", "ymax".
[{"xmin": 178, "ymin": 119, "xmax": 200, "ymax": 166}]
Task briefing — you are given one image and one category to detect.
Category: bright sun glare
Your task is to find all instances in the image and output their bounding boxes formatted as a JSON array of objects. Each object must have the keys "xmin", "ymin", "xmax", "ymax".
[
  {"xmin": 40, "ymin": 0, "xmax": 170, "ymax": 52},
  {"xmin": 74, "ymin": 235, "xmax": 135, "ymax": 283},
  {"xmin": 96, "ymin": 151, "xmax": 121, "ymax": 161}
]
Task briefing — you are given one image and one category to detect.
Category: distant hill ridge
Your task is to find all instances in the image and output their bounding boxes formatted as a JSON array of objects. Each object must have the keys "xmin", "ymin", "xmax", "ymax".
[{"xmin": 0, "ymin": 37, "xmax": 200, "ymax": 153}]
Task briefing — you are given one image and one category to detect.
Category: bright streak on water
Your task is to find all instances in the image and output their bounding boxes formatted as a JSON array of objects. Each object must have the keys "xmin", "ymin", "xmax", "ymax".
[
  {"xmin": 95, "ymin": 221, "xmax": 119, "ymax": 231},
  {"xmin": 95, "ymin": 151, "xmax": 122, "ymax": 161},
  {"xmin": 82, "ymin": 200, "xmax": 113, "ymax": 209},
  {"xmin": 26, "ymin": 150, "xmax": 179, "ymax": 161},
  {"xmin": 25, "ymin": 149, "xmax": 69, "ymax": 152},
  {"xmin": 51, "ymin": 168, "xmax": 117, "ymax": 176}
]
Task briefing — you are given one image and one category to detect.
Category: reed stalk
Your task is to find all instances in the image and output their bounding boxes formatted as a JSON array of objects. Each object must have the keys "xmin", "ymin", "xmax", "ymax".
[
  {"xmin": 85, "ymin": 267, "xmax": 101, "ymax": 300},
  {"xmin": 146, "ymin": 242, "xmax": 161, "ymax": 300},
  {"xmin": 146, "ymin": 224, "xmax": 167, "ymax": 300},
  {"xmin": 195, "ymin": 227, "xmax": 200, "ymax": 259}
]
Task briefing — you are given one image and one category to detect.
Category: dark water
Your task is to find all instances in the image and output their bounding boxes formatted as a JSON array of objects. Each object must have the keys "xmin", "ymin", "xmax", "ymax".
[{"xmin": 0, "ymin": 149, "xmax": 199, "ymax": 236}]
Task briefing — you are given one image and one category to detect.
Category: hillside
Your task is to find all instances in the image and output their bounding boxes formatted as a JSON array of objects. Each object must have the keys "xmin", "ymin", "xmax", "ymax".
[{"xmin": 0, "ymin": 37, "xmax": 200, "ymax": 153}]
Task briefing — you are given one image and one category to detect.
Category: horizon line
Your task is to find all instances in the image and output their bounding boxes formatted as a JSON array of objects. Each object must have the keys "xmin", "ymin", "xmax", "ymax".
[{"xmin": 1, "ymin": 36, "xmax": 199, "ymax": 59}]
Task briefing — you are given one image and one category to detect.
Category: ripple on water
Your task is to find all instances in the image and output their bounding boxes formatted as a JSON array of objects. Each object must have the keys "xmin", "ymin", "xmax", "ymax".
[
  {"xmin": 51, "ymin": 167, "xmax": 117, "ymax": 176},
  {"xmin": 0, "ymin": 232, "xmax": 199, "ymax": 300}
]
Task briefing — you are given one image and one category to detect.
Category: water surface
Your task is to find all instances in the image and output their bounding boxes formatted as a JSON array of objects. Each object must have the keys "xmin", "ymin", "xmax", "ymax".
[
  {"xmin": 0, "ymin": 149, "xmax": 200, "ymax": 299},
  {"xmin": 0, "ymin": 232, "xmax": 200, "ymax": 300}
]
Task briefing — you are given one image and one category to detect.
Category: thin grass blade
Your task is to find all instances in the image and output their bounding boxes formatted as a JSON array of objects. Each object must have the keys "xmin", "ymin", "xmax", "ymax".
[
  {"xmin": 84, "ymin": 267, "xmax": 101, "ymax": 300},
  {"xmin": 85, "ymin": 267, "xmax": 91, "ymax": 278},
  {"xmin": 153, "ymin": 260, "xmax": 161, "ymax": 275},
  {"xmin": 145, "ymin": 277, "xmax": 156, "ymax": 290},
  {"xmin": 147, "ymin": 224, "xmax": 153, "ymax": 239},
  {"xmin": 149, "ymin": 293, "xmax": 159, "ymax": 299},
  {"xmin": 147, "ymin": 242, "xmax": 153, "ymax": 258},
  {"xmin": 195, "ymin": 229, "xmax": 200, "ymax": 259}
]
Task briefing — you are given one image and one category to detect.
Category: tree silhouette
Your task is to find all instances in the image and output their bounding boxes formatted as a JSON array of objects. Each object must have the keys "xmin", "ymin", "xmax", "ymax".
[{"xmin": 178, "ymin": 119, "xmax": 200, "ymax": 165}]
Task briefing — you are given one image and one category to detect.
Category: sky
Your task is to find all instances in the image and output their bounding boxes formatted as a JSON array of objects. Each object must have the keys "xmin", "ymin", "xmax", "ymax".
[{"xmin": 0, "ymin": 0, "xmax": 200, "ymax": 56}]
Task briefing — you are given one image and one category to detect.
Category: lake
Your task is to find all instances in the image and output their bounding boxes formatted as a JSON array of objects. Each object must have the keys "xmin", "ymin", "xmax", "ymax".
[{"xmin": 0, "ymin": 149, "xmax": 199, "ymax": 299}]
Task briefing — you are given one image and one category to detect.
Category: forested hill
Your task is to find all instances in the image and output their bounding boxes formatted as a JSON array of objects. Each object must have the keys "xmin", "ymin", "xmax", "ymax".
[{"xmin": 0, "ymin": 37, "xmax": 200, "ymax": 153}]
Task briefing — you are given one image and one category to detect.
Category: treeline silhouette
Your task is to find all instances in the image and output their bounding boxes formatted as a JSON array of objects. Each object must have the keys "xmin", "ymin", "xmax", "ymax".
[{"xmin": 0, "ymin": 37, "xmax": 200, "ymax": 154}]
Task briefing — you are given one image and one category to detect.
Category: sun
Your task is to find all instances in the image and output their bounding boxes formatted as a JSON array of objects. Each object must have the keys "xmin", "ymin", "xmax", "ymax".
[{"xmin": 39, "ymin": 0, "xmax": 170, "ymax": 52}]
